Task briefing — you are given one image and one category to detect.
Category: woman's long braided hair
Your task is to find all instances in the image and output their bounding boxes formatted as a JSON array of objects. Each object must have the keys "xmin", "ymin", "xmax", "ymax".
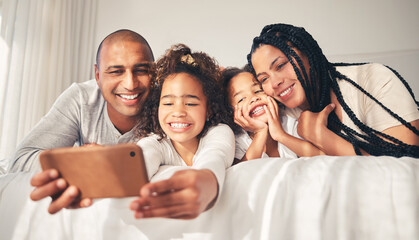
[{"xmin": 247, "ymin": 23, "xmax": 419, "ymax": 157}]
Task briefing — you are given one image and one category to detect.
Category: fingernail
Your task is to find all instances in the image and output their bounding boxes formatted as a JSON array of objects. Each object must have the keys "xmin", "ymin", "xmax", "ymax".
[
  {"xmin": 135, "ymin": 212, "xmax": 144, "ymax": 219},
  {"xmin": 68, "ymin": 186, "xmax": 78, "ymax": 197},
  {"xmin": 142, "ymin": 188, "xmax": 151, "ymax": 197},
  {"xmin": 56, "ymin": 179, "xmax": 66, "ymax": 188},
  {"xmin": 131, "ymin": 202, "xmax": 139, "ymax": 210},
  {"xmin": 81, "ymin": 199, "xmax": 91, "ymax": 207},
  {"xmin": 49, "ymin": 169, "xmax": 58, "ymax": 178}
]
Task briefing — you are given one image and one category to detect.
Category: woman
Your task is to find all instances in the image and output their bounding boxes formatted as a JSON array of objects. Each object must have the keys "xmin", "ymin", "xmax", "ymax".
[{"xmin": 247, "ymin": 23, "xmax": 419, "ymax": 157}]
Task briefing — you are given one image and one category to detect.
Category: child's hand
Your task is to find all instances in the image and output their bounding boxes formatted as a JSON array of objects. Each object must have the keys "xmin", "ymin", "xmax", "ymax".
[
  {"xmin": 130, "ymin": 169, "xmax": 218, "ymax": 219},
  {"xmin": 234, "ymin": 104, "xmax": 267, "ymax": 134},
  {"xmin": 264, "ymin": 96, "xmax": 286, "ymax": 141}
]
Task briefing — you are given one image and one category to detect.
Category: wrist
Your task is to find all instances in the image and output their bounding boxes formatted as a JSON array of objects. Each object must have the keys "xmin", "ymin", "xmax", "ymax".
[
  {"xmin": 199, "ymin": 169, "xmax": 218, "ymax": 211},
  {"xmin": 271, "ymin": 128, "xmax": 286, "ymax": 142},
  {"xmin": 252, "ymin": 126, "xmax": 269, "ymax": 137}
]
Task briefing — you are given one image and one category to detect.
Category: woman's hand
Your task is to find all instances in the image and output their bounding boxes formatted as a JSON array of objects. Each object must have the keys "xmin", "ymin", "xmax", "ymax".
[{"xmin": 297, "ymin": 103, "xmax": 335, "ymax": 145}]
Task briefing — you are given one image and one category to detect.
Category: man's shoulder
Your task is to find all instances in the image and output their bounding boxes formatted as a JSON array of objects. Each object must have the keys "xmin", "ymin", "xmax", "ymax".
[
  {"xmin": 60, "ymin": 79, "xmax": 102, "ymax": 103},
  {"xmin": 68, "ymin": 79, "xmax": 99, "ymax": 93}
]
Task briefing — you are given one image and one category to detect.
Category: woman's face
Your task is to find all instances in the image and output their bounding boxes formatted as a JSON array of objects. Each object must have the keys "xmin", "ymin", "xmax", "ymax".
[
  {"xmin": 228, "ymin": 72, "xmax": 269, "ymax": 123},
  {"xmin": 251, "ymin": 44, "xmax": 310, "ymax": 110},
  {"xmin": 158, "ymin": 72, "xmax": 207, "ymax": 148}
]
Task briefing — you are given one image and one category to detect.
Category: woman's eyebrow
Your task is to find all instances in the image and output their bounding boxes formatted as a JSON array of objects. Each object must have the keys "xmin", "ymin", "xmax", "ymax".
[{"xmin": 256, "ymin": 56, "xmax": 282, "ymax": 78}]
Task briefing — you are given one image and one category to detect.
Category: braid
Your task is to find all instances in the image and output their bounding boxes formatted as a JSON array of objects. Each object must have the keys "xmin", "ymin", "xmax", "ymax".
[
  {"xmin": 384, "ymin": 65, "xmax": 419, "ymax": 108},
  {"xmin": 248, "ymin": 23, "xmax": 419, "ymax": 158}
]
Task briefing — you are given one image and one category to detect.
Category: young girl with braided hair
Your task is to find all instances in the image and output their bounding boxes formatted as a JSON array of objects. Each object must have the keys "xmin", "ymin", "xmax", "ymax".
[
  {"xmin": 130, "ymin": 44, "xmax": 235, "ymax": 219},
  {"xmin": 221, "ymin": 67, "xmax": 324, "ymax": 164},
  {"xmin": 248, "ymin": 23, "xmax": 419, "ymax": 157}
]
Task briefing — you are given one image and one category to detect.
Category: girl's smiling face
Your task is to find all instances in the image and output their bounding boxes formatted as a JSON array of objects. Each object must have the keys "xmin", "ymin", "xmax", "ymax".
[
  {"xmin": 251, "ymin": 44, "xmax": 310, "ymax": 110},
  {"xmin": 228, "ymin": 72, "xmax": 269, "ymax": 123},
  {"xmin": 158, "ymin": 72, "xmax": 207, "ymax": 149}
]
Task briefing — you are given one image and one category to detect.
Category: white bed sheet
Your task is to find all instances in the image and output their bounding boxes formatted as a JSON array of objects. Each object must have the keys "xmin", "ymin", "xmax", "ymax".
[{"xmin": 0, "ymin": 155, "xmax": 418, "ymax": 240}]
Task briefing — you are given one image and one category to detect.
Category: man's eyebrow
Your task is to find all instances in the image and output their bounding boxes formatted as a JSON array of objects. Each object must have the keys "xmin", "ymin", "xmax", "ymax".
[
  {"xmin": 134, "ymin": 63, "xmax": 152, "ymax": 68},
  {"xmin": 105, "ymin": 65, "xmax": 124, "ymax": 71},
  {"xmin": 256, "ymin": 56, "xmax": 281, "ymax": 78}
]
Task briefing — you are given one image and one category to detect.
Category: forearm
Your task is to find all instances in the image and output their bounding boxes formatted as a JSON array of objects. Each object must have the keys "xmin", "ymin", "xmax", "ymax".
[
  {"xmin": 241, "ymin": 130, "xmax": 268, "ymax": 161},
  {"xmin": 10, "ymin": 128, "xmax": 79, "ymax": 173},
  {"xmin": 309, "ymin": 128, "xmax": 359, "ymax": 156},
  {"xmin": 274, "ymin": 132, "xmax": 325, "ymax": 157},
  {"xmin": 9, "ymin": 85, "xmax": 83, "ymax": 173},
  {"xmin": 193, "ymin": 124, "xmax": 235, "ymax": 196}
]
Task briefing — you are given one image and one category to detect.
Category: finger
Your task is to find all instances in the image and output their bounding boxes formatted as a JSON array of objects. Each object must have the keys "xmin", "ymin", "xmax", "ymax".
[
  {"xmin": 320, "ymin": 103, "xmax": 335, "ymax": 117},
  {"xmin": 263, "ymin": 104, "xmax": 274, "ymax": 123},
  {"xmin": 242, "ymin": 104, "xmax": 252, "ymax": 120},
  {"xmin": 67, "ymin": 198, "xmax": 92, "ymax": 209},
  {"xmin": 234, "ymin": 105, "xmax": 249, "ymax": 127},
  {"xmin": 141, "ymin": 186, "xmax": 198, "ymax": 210},
  {"xmin": 48, "ymin": 185, "xmax": 80, "ymax": 214},
  {"xmin": 268, "ymin": 97, "xmax": 279, "ymax": 115},
  {"xmin": 82, "ymin": 143, "xmax": 102, "ymax": 148},
  {"xmin": 30, "ymin": 169, "xmax": 59, "ymax": 187},
  {"xmin": 30, "ymin": 178, "xmax": 67, "ymax": 201},
  {"xmin": 134, "ymin": 202, "xmax": 200, "ymax": 219},
  {"xmin": 140, "ymin": 176, "xmax": 187, "ymax": 197}
]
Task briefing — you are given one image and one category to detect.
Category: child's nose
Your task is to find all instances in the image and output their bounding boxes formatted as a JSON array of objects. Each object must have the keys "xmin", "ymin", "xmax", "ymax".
[
  {"xmin": 172, "ymin": 104, "xmax": 186, "ymax": 117},
  {"xmin": 250, "ymin": 96, "xmax": 261, "ymax": 105}
]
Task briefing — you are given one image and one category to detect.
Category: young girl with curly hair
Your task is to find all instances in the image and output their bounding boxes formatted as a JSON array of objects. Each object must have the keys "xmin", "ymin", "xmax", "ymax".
[
  {"xmin": 222, "ymin": 67, "xmax": 324, "ymax": 164},
  {"xmin": 130, "ymin": 44, "xmax": 235, "ymax": 219}
]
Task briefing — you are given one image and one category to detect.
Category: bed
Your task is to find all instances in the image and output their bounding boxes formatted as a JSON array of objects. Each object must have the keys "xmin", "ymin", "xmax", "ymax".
[{"xmin": 0, "ymin": 155, "xmax": 418, "ymax": 240}]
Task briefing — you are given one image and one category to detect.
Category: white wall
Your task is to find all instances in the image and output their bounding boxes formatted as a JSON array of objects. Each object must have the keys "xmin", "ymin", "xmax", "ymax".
[{"xmin": 94, "ymin": 0, "xmax": 419, "ymax": 95}]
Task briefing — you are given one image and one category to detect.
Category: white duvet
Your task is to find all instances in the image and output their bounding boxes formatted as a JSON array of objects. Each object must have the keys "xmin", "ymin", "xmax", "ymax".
[{"xmin": 1, "ymin": 155, "xmax": 418, "ymax": 240}]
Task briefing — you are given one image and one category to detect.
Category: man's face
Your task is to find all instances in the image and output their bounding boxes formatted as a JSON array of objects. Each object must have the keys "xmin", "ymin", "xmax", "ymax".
[{"xmin": 95, "ymin": 40, "xmax": 153, "ymax": 122}]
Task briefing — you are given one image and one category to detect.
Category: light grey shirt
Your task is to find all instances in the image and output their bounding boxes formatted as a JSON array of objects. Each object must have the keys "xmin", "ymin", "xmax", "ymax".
[{"xmin": 9, "ymin": 80, "xmax": 136, "ymax": 173}]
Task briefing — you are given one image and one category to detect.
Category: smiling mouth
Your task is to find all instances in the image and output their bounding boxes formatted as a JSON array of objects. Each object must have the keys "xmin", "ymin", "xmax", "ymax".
[
  {"xmin": 279, "ymin": 84, "xmax": 294, "ymax": 97},
  {"xmin": 250, "ymin": 105, "xmax": 266, "ymax": 117},
  {"xmin": 117, "ymin": 93, "xmax": 140, "ymax": 100},
  {"xmin": 169, "ymin": 123, "xmax": 191, "ymax": 128}
]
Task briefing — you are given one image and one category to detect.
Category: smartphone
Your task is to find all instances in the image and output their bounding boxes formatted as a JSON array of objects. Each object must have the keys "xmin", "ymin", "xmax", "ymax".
[{"xmin": 39, "ymin": 143, "xmax": 148, "ymax": 199}]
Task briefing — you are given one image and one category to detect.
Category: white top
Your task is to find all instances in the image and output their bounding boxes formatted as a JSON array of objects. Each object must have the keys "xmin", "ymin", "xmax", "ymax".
[
  {"xmin": 137, "ymin": 124, "xmax": 235, "ymax": 192},
  {"xmin": 234, "ymin": 114, "xmax": 299, "ymax": 160},
  {"xmin": 284, "ymin": 63, "xmax": 419, "ymax": 134}
]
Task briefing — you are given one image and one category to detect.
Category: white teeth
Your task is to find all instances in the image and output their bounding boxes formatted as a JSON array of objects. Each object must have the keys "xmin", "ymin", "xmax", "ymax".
[
  {"xmin": 251, "ymin": 106, "xmax": 265, "ymax": 115},
  {"xmin": 170, "ymin": 123, "xmax": 190, "ymax": 128},
  {"xmin": 279, "ymin": 86, "xmax": 292, "ymax": 97},
  {"xmin": 119, "ymin": 94, "xmax": 139, "ymax": 100}
]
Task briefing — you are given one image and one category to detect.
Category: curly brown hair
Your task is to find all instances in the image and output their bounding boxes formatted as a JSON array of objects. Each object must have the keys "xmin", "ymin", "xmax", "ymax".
[
  {"xmin": 220, "ymin": 66, "xmax": 250, "ymax": 135},
  {"xmin": 135, "ymin": 44, "xmax": 234, "ymax": 140}
]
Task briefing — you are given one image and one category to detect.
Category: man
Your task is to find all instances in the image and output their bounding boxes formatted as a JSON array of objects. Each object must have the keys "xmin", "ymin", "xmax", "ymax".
[{"xmin": 10, "ymin": 30, "xmax": 234, "ymax": 219}]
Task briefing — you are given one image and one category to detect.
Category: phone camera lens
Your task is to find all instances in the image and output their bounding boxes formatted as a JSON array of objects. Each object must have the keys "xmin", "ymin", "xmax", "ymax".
[{"xmin": 130, "ymin": 151, "xmax": 136, "ymax": 157}]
